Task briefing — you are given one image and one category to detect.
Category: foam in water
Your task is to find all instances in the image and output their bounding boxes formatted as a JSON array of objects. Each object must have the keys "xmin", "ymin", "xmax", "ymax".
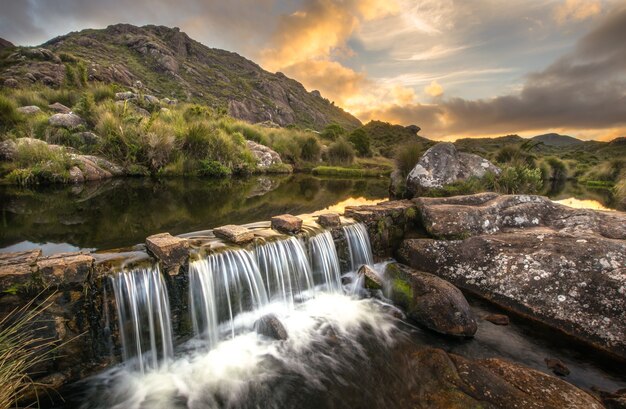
[
  {"xmin": 189, "ymin": 248, "xmax": 268, "ymax": 345},
  {"xmin": 308, "ymin": 230, "xmax": 342, "ymax": 292},
  {"xmin": 343, "ymin": 223, "xmax": 374, "ymax": 271},
  {"xmin": 109, "ymin": 266, "xmax": 174, "ymax": 372}
]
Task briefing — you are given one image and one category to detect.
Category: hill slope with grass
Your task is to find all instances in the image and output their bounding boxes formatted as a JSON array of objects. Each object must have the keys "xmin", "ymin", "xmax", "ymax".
[
  {"xmin": 0, "ymin": 24, "xmax": 360, "ymax": 131},
  {"xmin": 531, "ymin": 133, "xmax": 583, "ymax": 147}
]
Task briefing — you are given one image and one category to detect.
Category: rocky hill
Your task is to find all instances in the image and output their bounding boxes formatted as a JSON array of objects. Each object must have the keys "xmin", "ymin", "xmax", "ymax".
[{"xmin": 0, "ymin": 24, "xmax": 361, "ymax": 131}]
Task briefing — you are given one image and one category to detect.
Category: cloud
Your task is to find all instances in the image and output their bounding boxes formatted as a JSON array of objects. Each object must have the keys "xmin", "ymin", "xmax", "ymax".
[
  {"xmin": 359, "ymin": 6, "xmax": 626, "ymax": 140},
  {"xmin": 554, "ymin": 0, "xmax": 602, "ymax": 24},
  {"xmin": 424, "ymin": 81, "xmax": 444, "ymax": 97}
]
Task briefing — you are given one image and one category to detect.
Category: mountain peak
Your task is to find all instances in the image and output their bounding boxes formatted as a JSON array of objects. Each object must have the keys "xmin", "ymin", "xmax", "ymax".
[{"xmin": 531, "ymin": 133, "xmax": 582, "ymax": 147}]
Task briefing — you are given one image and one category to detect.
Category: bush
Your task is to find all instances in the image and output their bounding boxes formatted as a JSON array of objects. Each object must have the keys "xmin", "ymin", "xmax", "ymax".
[
  {"xmin": 485, "ymin": 166, "xmax": 543, "ymax": 194},
  {"xmin": 583, "ymin": 158, "xmax": 626, "ymax": 183},
  {"xmin": 320, "ymin": 123, "xmax": 345, "ymax": 141},
  {"xmin": 327, "ymin": 138, "xmax": 355, "ymax": 166},
  {"xmin": 614, "ymin": 174, "xmax": 626, "ymax": 209},
  {"xmin": 494, "ymin": 145, "xmax": 536, "ymax": 168},
  {"xmin": 347, "ymin": 129, "xmax": 371, "ymax": 157},
  {"xmin": 394, "ymin": 141, "xmax": 424, "ymax": 177},
  {"xmin": 300, "ymin": 136, "xmax": 321, "ymax": 161},
  {"xmin": 5, "ymin": 141, "xmax": 75, "ymax": 185},
  {"xmin": 74, "ymin": 92, "xmax": 97, "ymax": 126},
  {"xmin": 543, "ymin": 157, "xmax": 568, "ymax": 181},
  {"xmin": 182, "ymin": 123, "xmax": 213, "ymax": 159},
  {"xmin": 198, "ymin": 160, "xmax": 232, "ymax": 177}
]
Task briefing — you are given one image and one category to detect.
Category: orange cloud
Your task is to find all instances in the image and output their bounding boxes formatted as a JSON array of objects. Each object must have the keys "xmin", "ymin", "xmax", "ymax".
[
  {"xmin": 554, "ymin": 0, "xmax": 602, "ymax": 24},
  {"xmin": 424, "ymin": 80, "xmax": 444, "ymax": 97}
]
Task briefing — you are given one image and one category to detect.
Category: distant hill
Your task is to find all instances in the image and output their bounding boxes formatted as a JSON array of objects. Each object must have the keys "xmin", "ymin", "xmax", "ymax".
[
  {"xmin": 454, "ymin": 135, "xmax": 524, "ymax": 156},
  {"xmin": 358, "ymin": 120, "xmax": 433, "ymax": 157},
  {"xmin": 531, "ymin": 133, "xmax": 583, "ymax": 147},
  {"xmin": 0, "ymin": 38, "xmax": 14, "ymax": 50},
  {"xmin": 0, "ymin": 24, "xmax": 361, "ymax": 131}
]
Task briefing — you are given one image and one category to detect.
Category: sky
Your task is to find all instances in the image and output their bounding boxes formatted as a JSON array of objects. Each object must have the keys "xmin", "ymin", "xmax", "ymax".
[{"xmin": 1, "ymin": 0, "xmax": 625, "ymax": 141}]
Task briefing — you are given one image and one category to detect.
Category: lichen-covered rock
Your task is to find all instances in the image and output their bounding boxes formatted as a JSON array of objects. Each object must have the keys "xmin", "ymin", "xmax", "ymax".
[
  {"xmin": 214, "ymin": 224, "xmax": 254, "ymax": 244},
  {"xmin": 145, "ymin": 233, "xmax": 189, "ymax": 274},
  {"xmin": 397, "ymin": 229, "xmax": 626, "ymax": 358},
  {"xmin": 49, "ymin": 102, "xmax": 71, "ymax": 114},
  {"xmin": 17, "ymin": 105, "xmax": 42, "ymax": 115},
  {"xmin": 49, "ymin": 113, "xmax": 85, "ymax": 129},
  {"xmin": 0, "ymin": 139, "xmax": 17, "ymax": 161},
  {"xmin": 271, "ymin": 214, "xmax": 302, "ymax": 234},
  {"xmin": 384, "ymin": 263, "xmax": 477, "ymax": 337},
  {"xmin": 406, "ymin": 143, "xmax": 500, "ymax": 194},
  {"xmin": 317, "ymin": 213, "xmax": 341, "ymax": 228},
  {"xmin": 246, "ymin": 140, "xmax": 283, "ymax": 169}
]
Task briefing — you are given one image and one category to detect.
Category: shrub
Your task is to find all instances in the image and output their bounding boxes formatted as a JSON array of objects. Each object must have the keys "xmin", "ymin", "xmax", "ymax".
[
  {"xmin": 485, "ymin": 166, "xmax": 543, "ymax": 194},
  {"xmin": 182, "ymin": 123, "xmax": 214, "ymax": 160},
  {"xmin": 494, "ymin": 145, "xmax": 536, "ymax": 168},
  {"xmin": 0, "ymin": 95, "xmax": 23, "ymax": 131},
  {"xmin": 74, "ymin": 92, "xmax": 97, "ymax": 126},
  {"xmin": 583, "ymin": 158, "xmax": 626, "ymax": 183},
  {"xmin": 65, "ymin": 64, "xmax": 77, "ymax": 86},
  {"xmin": 198, "ymin": 160, "xmax": 232, "ymax": 177},
  {"xmin": 543, "ymin": 157, "xmax": 568, "ymax": 181},
  {"xmin": 327, "ymin": 138, "xmax": 355, "ymax": 166},
  {"xmin": 394, "ymin": 140, "xmax": 424, "ymax": 177},
  {"xmin": 614, "ymin": 174, "xmax": 626, "ymax": 209},
  {"xmin": 300, "ymin": 136, "xmax": 321, "ymax": 161},
  {"xmin": 320, "ymin": 123, "xmax": 345, "ymax": 141},
  {"xmin": 6, "ymin": 141, "xmax": 75, "ymax": 185},
  {"xmin": 347, "ymin": 129, "xmax": 371, "ymax": 157}
]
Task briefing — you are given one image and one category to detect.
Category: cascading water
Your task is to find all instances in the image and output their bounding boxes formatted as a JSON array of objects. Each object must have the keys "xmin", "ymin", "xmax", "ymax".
[
  {"xmin": 343, "ymin": 223, "xmax": 374, "ymax": 271},
  {"xmin": 109, "ymin": 266, "xmax": 174, "ymax": 372},
  {"xmin": 255, "ymin": 236, "xmax": 316, "ymax": 305},
  {"xmin": 189, "ymin": 248, "xmax": 268, "ymax": 345},
  {"xmin": 308, "ymin": 230, "xmax": 342, "ymax": 292}
]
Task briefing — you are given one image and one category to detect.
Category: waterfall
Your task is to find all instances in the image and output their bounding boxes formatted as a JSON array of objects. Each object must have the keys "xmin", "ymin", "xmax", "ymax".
[
  {"xmin": 110, "ymin": 266, "xmax": 174, "ymax": 372},
  {"xmin": 189, "ymin": 248, "xmax": 268, "ymax": 344},
  {"xmin": 308, "ymin": 230, "xmax": 342, "ymax": 292},
  {"xmin": 343, "ymin": 223, "xmax": 374, "ymax": 271},
  {"xmin": 255, "ymin": 236, "xmax": 315, "ymax": 306}
]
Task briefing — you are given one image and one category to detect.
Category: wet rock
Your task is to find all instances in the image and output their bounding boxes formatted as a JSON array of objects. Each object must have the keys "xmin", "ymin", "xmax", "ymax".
[
  {"xmin": 68, "ymin": 166, "xmax": 84, "ymax": 183},
  {"xmin": 49, "ymin": 113, "xmax": 85, "ymax": 129},
  {"xmin": 0, "ymin": 249, "xmax": 42, "ymax": 291},
  {"xmin": 545, "ymin": 358, "xmax": 570, "ymax": 376},
  {"xmin": 254, "ymin": 313, "xmax": 288, "ymax": 340},
  {"xmin": 145, "ymin": 233, "xmax": 189, "ymax": 274},
  {"xmin": 384, "ymin": 263, "xmax": 477, "ymax": 337},
  {"xmin": 596, "ymin": 388, "xmax": 626, "ymax": 409},
  {"xmin": 246, "ymin": 140, "xmax": 283, "ymax": 169},
  {"xmin": 17, "ymin": 105, "xmax": 42, "ymax": 115},
  {"xmin": 317, "ymin": 213, "xmax": 341, "ymax": 228},
  {"xmin": 271, "ymin": 214, "xmax": 302, "ymax": 234},
  {"xmin": 48, "ymin": 102, "xmax": 71, "ymax": 114},
  {"xmin": 358, "ymin": 264, "xmax": 383, "ymax": 290},
  {"xmin": 36, "ymin": 252, "xmax": 94, "ymax": 285},
  {"xmin": 484, "ymin": 313, "xmax": 510, "ymax": 325},
  {"xmin": 214, "ymin": 224, "xmax": 254, "ymax": 244},
  {"xmin": 414, "ymin": 192, "xmax": 626, "ymax": 240},
  {"xmin": 398, "ymin": 228, "xmax": 626, "ymax": 358},
  {"xmin": 403, "ymin": 348, "xmax": 603, "ymax": 409},
  {"xmin": 406, "ymin": 142, "xmax": 500, "ymax": 195}
]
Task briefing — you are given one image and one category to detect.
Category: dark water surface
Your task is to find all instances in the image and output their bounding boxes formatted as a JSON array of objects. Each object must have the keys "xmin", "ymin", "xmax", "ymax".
[{"xmin": 0, "ymin": 175, "xmax": 388, "ymax": 254}]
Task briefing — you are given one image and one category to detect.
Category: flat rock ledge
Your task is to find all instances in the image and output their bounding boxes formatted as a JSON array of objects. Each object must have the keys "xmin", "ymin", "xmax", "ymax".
[
  {"xmin": 271, "ymin": 214, "xmax": 303, "ymax": 234},
  {"xmin": 317, "ymin": 213, "xmax": 341, "ymax": 228},
  {"xmin": 214, "ymin": 224, "xmax": 254, "ymax": 244},
  {"xmin": 145, "ymin": 233, "xmax": 189, "ymax": 274}
]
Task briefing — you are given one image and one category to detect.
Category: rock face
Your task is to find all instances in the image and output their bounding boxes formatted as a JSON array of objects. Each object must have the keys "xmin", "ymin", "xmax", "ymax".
[
  {"xmin": 406, "ymin": 143, "xmax": 500, "ymax": 194},
  {"xmin": 400, "ymin": 348, "xmax": 603, "ymax": 409},
  {"xmin": 145, "ymin": 233, "xmax": 189, "ymax": 274},
  {"xmin": 271, "ymin": 214, "xmax": 303, "ymax": 234},
  {"xmin": 214, "ymin": 224, "xmax": 254, "ymax": 244},
  {"xmin": 384, "ymin": 263, "xmax": 477, "ymax": 337},
  {"xmin": 246, "ymin": 140, "xmax": 283, "ymax": 169},
  {"xmin": 399, "ymin": 193, "xmax": 626, "ymax": 358},
  {"xmin": 49, "ymin": 113, "xmax": 85, "ymax": 129}
]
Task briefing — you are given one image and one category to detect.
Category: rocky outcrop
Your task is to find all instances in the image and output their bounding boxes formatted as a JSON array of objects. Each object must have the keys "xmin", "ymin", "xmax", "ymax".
[
  {"xmin": 384, "ymin": 263, "xmax": 477, "ymax": 337},
  {"xmin": 246, "ymin": 140, "xmax": 283, "ymax": 169},
  {"xmin": 406, "ymin": 143, "xmax": 500, "ymax": 194},
  {"xmin": 271, "ymin": 214, "xmax": 303, "ymax": 234},
  {"xmin": 49, "ymin": 113, "xmax": 85, "ymax": 129},
  {"xmin": 399, "ymin": 192, "xmax": 626, "ymax": 358},
  {"xmin": 400, "ymin": 348, "xmax": 603, "ymax": 409}
]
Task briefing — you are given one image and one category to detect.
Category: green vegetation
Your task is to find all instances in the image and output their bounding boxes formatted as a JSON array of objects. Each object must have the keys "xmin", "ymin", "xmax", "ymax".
[
  {"xmin": 394, "ymin": 140, "xmax": 425, "ymax": 178},
  {"xmin": 347, "ymin": 128, "xmax": 371, "ymax": 157},
  {"xmin": 326, "ymin": 138, "xmax": 355, "ymax": 166},
  {"xmin": 312, "ymin": 166, "xmax": 390, "ymax": 178}
]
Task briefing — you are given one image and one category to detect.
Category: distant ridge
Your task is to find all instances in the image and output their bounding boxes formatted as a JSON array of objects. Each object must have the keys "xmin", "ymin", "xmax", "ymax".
[{"xmin": 531, "ymin": 133, "xmax": 582, "ymax": 147}]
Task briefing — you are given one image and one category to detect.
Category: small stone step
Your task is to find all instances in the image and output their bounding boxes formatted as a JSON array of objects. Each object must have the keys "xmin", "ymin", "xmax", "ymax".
[
  {"xmin": 145, "ymin": 233, "xmax": 189, "ymax": 273},
  {"xmin": 317, "ymin": 213, "xmax": 341, "ymax": 228},
  {"xmin": 271, "ymin": 214, "xmax": 303, "ymax": 234},
  {"xmin": 214, "ymin": 224, "xmax": 254, "ymax": 244}
]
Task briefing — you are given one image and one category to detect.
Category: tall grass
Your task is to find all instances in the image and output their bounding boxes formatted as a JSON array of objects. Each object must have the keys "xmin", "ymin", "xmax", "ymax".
[
  {"xmin": 394, "ymin": 140, "xmax": 424, "ymax": 177},
  {"xmin": 0, "ymin": 294, "xmax": 58, "ymax": 408}
]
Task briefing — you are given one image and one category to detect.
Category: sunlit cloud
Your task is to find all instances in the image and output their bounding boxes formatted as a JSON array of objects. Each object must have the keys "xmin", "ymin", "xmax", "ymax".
[
  {"xmin": 424, "ymin": 81, "xmax": 444, "ymax": 97},
  {"xmin": 554, "ymin": 0, "xmax": 602, "ymax": 24}
]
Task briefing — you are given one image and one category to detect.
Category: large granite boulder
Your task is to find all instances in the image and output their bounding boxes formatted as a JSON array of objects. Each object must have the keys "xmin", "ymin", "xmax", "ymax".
[
  {"xmin": 406, "ymin": 143, "xmax": 500, "ymax": 194},
  {"xmin": 384, "ymin": 263, "xmax": 477, "ymax": 337},
  {"xmin": 246, "ymin": 140, "xmax": 283, "ymax": 169},
  {"xmin": 398, "ymin": 192, "xmax": 626, "ymax": 358}
]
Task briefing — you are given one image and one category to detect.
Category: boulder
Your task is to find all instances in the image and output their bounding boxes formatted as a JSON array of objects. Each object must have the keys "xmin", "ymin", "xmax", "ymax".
[
  {"xmin": 72, "ymin": 132, "xmax": 100, "ymax": 146},
  {"xmin": 214, "ymin": 224, "xmax": 254, "ymax": 244},
  {"xmin": 254, "ymin": 313, "xmax": 288, "ymax": 340},
  {"xmin": 384, "ymin": 263, "xmax": 477, "ymax": 337},
  {"xmin": 316, "ymin": 213, "xmax": 341, "ymax": 228},
  {"xmin": 246, "ymin": 140, "xmax": 283, "ymax": 169},
  {"xmin": 406, "ymin": 142, "xmax": 500, "ymax": 194},
  {"xmin": 143, "ymin": 95, "xmax": 159, "ymax": 104},
  {"xmin": 48, "ymin": 102, "xmax": 72, "ymax": 114},
  {"xmin": 145, "ymin": 233, "xmax": 189, "ymax": 274},
  {"xmin": 398, "ymin": 229, "xmax": 626, "ymax": 358},
  {"xmin": 49, "ymin": 113, "xmax": 84, "ymax": 130},
  {"xmin": 17, "ymin": 105, "xmax": 42, "ymax": 115},
  {"xmin": 484, "ymin": 314, "xmax": 510, "ymax": 325},
  {"xmin": 358, "ymin": 264, "xmax": 383, "ymax": 290},
  {"xmin": 401, "ymin": 348, "xmax": 603, "ymax": 409},
  {"xmin": 0, "ymin": 139, "xmax": 17, "ymax": 161},
  {"xmin": 115, "ymin": 91, "xmax": 137, "ymax": 101},
  {"xmin": 271, "ymin": 214, "xmax": 302, "ymax": 234},
  {"xmin": 4, "ymin": 78, "xmax": 18, "ymax": 88}
]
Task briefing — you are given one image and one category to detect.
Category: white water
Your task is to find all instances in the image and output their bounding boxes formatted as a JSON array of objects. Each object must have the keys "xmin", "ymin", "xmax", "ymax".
[
  {"xmin": 109, "ymin": 266, "xmax": 174, "ymax": 373},
  {"xmin": 308, "ymin": 230, "xmax": 342, "ymax": 292},
  {"xmin": 343, "ymin": 223, "xmax": 373, "ymax": 271}
]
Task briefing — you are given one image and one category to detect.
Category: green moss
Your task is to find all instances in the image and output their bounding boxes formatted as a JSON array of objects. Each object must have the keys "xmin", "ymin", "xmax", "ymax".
[{"xmin": 405, "ymin": 207, "xmax": 417, "ymax": 220}]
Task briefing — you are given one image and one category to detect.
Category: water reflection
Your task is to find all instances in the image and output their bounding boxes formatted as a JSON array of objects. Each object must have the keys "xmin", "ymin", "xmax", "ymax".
[
  {"xmin": 553, "ymin": 197, "xmax": 614, "ymax": 211},
  {"xmin": 0, "ymin": 175, "xmax": 388, "ymax": 252}
]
